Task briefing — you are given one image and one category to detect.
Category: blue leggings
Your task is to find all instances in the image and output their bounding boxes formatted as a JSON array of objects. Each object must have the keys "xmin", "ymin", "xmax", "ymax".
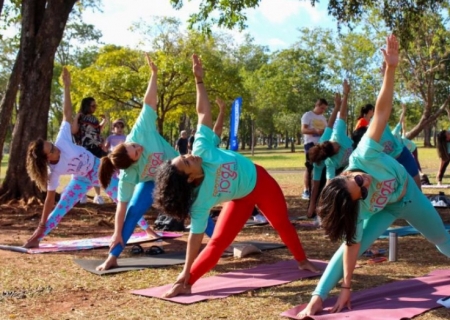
[
  {"xmin": 313, "ymin": 174, "xmax": 450, "ymax": 300},
  {"xmin": 110, "ymin": 179, "xmax": 216, "ymax": 257},
  {"xmin": 41, "ymin": 160, "xmax": 149, "ymax": 240}
]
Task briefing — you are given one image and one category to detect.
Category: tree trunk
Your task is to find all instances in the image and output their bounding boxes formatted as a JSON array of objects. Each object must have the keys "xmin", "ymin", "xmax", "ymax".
[
  {"xmin": 0, "ymin": 0, "xmax": 77, "ymax": 203},
  {"xmin": 423, "ymin": 125, "xmax": 432, "ymax": 147},
  {"xmin": 0, "ymin": 51, "xmax": 22, "ymax": 164},
  {"xmin": 0, "ymin": 0, "xmax": 4, "ymax": 19}
]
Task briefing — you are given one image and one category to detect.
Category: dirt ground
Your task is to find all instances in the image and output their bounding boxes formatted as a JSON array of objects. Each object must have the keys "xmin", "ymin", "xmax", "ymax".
[{"xmin": 1, "ymin": 194, "xmax": 450, "ymax": 320}]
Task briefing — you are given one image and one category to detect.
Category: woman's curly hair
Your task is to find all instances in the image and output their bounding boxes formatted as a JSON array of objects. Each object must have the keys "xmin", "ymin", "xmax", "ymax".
[
  {"xmin": 153, "ymin": 160, "xmax": 196, "ymax": 221},
  {"xmin": 308, "ymin": 141, "xmax": 336, "ymax": 164},
  {"xmin": 318, "ymin": 175, "xmax": 359, "ymax": 245},
  {"xmin": 26, "ymin": 139, "xmax": 49, "ymax": 191}
]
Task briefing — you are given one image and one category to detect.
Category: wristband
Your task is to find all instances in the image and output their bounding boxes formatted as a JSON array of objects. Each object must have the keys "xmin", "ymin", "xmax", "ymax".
[
  {"xmin": 196, "ymin": 81, "xmax": 203, "ymax": 84},
  {"xmin": 341, "ymin": 286, "xmax": 351, "ymax": 290}
]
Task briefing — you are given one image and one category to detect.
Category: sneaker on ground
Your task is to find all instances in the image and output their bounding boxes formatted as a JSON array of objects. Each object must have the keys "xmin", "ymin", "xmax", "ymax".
[
  {"xmin": 253, "ymin": 213, "xmax": 268, "ymax": 223},
  {"xmin": 93, "ymin": 195, "xmax": 105, "ymax": 205},
  {"xmin": 80, "ymin": 194, "xmax": 88, "ymax": 204},
  {"xmin": 301, "ymin": 190, "xmax": 310, "ymax": 200}
]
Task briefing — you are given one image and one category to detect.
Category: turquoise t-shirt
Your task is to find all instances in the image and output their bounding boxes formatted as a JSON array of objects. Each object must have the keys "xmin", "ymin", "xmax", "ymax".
[
  {"xmin": 118, "ymin": 105, "xmax": 178, "ymax": 202},
  {"xmin": 379, "ymin": 125, "xmax": 404, "ymax": 158},
  {"xmin": 391, "ymin": 123, "xmax": 416, "ymax": 152},
  {"xmin": 312, "ymin": 127, "xmax": 332, "ymax": 180},
  {"xmin": 346, "ymin": 135, "xmax": 408, "ymax": 242},
  {"xmin": 324, "ymin": 119, "xmax": 353, "ymax": 179},
  {"xmin": 190, "ymin": 124, "xmax": 257, "ymax": 234}
]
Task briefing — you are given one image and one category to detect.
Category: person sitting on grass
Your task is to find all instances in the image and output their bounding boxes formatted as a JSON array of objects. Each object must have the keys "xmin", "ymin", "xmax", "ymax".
[{"xmin": 153, "ymin": 54, "xmax": 320, "ymax": 298}]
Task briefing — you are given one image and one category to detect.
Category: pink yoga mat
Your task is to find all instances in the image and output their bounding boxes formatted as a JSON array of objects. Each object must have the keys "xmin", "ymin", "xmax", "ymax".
[
  {"xmin": 281, "ymin": 269, "xmax": 450, "ymax": 319},
  {"xmin": 131, "ymin": 259, "xmax": 327, "ymax": 304},
  {"xmin": 0, "ymin": 231, "xmax": 182, "ymax": 254}
]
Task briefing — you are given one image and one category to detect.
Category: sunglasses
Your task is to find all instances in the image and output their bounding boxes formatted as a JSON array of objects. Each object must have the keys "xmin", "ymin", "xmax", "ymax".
[{"xmin": 354, "ymin": 175, "xmax": 368, "ymax": 200}]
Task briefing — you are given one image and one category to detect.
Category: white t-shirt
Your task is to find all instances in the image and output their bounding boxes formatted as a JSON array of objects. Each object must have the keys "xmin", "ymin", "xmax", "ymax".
[
  {"xmin": 47, "ymin": 121, "xmax": 96, "ymax": 191},
  {"xmin": 301, "ymin": 111, "xmax": 327, "ymax": 145}
]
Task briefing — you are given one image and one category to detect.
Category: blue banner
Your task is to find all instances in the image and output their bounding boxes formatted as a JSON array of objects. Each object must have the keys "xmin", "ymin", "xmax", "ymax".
[{"xmin": 229, "ymin": 97, "xmax": 242, "ymax": 151}]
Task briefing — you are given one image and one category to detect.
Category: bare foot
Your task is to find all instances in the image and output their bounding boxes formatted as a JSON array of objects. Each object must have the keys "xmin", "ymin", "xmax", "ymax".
[
  {"xmin": 163, "ymin": 282, "xmax": 192, "ymax": 298},
  {"xmin": 297, "ymin": 295, "xmax": 323, "ymax": 319},
  {"xmin": 145, "ymin": 228, "xmax": 161, "ymax": 240},
  {"xmin": 298, "ymin": 259, "xmax": 321, "ymax": 273},
  {"xmin": 96, "ymin": 255, "xmax": 118, "ymax": 271},
  {"xmin": 23, "ymin": 225, "xmax": 46, "ymax": 248}
]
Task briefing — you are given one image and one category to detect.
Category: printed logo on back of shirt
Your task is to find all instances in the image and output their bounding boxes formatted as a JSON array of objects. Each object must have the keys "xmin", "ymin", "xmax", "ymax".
[
  {"xmin": 141, "ymin": 152, "xmax": 164, "ymax": 179},
  {"xmin": 369, "ymin": 178, "xmax": 397, "ymax": 211},
  {"xmin": 383, "ymin": 141, "xmax": 394, "ymax": 154},
  {"xmin": 213, "ymin": 162, "xmax": 237, "ymax": 196},
  {"xmin": 67, "ymin": 153, "xmax": 90, "ymax": 174},
  {"xmin": 340, "ymin": 147, "xmax": 353, "ymax": 167}
]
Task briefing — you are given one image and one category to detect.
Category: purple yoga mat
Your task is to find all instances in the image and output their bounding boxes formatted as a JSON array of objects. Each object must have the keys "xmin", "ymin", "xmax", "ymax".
[
  {"xmin": 131, "ymin": 259, "xmax": 327, "ymax": 304},
  {"xmin": 281, "ymin": 269, "xmax": 450, "ymax": 320},
  {"xmin": 0, "ymin": 231, "xmax": 182, "ymax": 254}
]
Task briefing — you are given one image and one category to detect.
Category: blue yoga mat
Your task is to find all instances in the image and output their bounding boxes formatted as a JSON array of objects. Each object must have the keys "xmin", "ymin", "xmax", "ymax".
[{"xmin": 379, "ymin": 224, "xmax": 450, "ymax": 239}]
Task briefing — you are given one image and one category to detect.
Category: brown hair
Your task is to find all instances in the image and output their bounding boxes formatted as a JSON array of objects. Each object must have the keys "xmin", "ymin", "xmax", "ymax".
[
  {"xmin": 26, "ymin": 139, "xmax": 48, "ymax": 191},
  {"xmin": 318, "ymin": 176, "xmax": 359, "ymax": 245},
  {"xmin": 99, "ymin": 143, "xmax": 135, "ymax": 188},
  {"xmin": 308, "ymin": 141, "xmax": 336, "ymax": 164},
  {"xmin": 437, "ymin": 130, "xmax": 450, "ymax": 162}
]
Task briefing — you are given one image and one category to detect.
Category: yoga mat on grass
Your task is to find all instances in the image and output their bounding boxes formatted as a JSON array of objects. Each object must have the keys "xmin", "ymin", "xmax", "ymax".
[
  {"xmin": 131, "ymin": 259, "xmax": 327, "ymax": 304},
  {"xmin": 281, "ymin": 269, "xmax": 450, "ymax": 320},
  {"xmin": 422, "ymin": 184, "xmax": 450, "ymax": 189},
  {"xmin": 75, "ymin": 240, "xmax": 286, "ymax": 275},
  {"xmin": 0, "ymin": 231, "xmax": 183, "ymax": 254},
  {"xmin": 378, "ymin": 225, "xmax": 450, "ymax": 239},
  {"xmin": 74, "ymin": 251, "xmax": 187, "ymax": 275}
]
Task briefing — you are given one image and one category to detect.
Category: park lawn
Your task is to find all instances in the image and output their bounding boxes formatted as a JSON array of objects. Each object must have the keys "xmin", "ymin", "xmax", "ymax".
[{"xmin": 1, "ymin": 147, "xmax": 450, "ymax": 319}]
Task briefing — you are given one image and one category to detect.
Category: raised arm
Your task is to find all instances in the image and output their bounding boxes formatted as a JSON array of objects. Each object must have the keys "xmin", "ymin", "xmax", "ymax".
[
  {"xmin": 400, "ymin": 104, "xmax": 407, "ymax": 135},
  {"xmin": 193, "ymin": 54, "xmax": 213, "ymax": 129},
  {"xmin": 339, "ymin": 80, "xmax": 350, "ymax": 121},
  {"xmin": 327, "ymin": 93, "xmax": 341, "ymax": 128},
  {"xmin": 61, "ymin": 67, "xmax": 72, "ymax": 122},
  {"xmin": 213, "ymin": 98, "xmax": 226, "ymax": 137},
  {"xmin": 366, "ymin": 35, "xmax": 399, "ymax": 143},
  {"xmin": 144, "ymin": 53, "xmax": 158, "ymax": 110}
]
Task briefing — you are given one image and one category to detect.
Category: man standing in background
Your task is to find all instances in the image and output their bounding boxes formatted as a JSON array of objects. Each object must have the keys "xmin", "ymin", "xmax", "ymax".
[
  {"xmin": 300, "ymin": 99, "xmax": 328, "ymax": 200},
  {"xmin": 176, "ymin": 130, "xmax": 189, "ymax": 155},
  {"xmin": 187, "ymin": 129, "xmax": 195, "ymax": 154}
]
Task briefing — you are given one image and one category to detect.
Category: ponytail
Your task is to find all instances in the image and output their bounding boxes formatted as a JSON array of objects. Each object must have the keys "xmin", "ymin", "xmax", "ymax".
[
  {"xmin": 98, "ymin": 143, "xmax": 134, "ymax": 188},
  {"xmin": 308, "ymin": 141, "xmax": 335, "ymax": 164},
  {"xmin": 26, "ymin": 139, "xmax": 48, "ymax": 191},
  {"xmin": 357, "ymin": 104, "xmax": 374, "ymax": 120}
]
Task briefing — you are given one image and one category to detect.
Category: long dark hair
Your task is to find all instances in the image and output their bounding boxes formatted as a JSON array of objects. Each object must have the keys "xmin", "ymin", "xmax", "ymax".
[
  {"xmin": 79, "ymin": 97, "xmax": 95, "ymax": 115},
  {"xmin": 318, "ymin": 176, "xmax": 359, "ymax": 245},
  {"xmin": 308, "ymin": 141, "xmax": 336, "ymax": 164},
  {"xmin": 153, "ymin": 161, "xmax": 196, "ymax": 221},
  {"xmin": 351, "ymin": 126, "xmax": 368, "ymax": 149},
  {"xmin": 357, "ymin": 104, "xmax": 374, "ymax": 120},
  {"xmin": 437, "ymin": 130, "xmax": 450, "ymax": 162},
  {"xmin": 26, "ymin": 139, "xmax": 48, "ymax": 191},
  {"xmin": 98, "ymin": 144, "xmax": 135, "ymax": 188}
]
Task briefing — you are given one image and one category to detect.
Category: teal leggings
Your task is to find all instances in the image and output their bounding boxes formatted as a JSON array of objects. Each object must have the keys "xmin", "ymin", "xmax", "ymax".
[{"xmin": 313, "ymin": 174, "xmax": 450, "ymax": 300}]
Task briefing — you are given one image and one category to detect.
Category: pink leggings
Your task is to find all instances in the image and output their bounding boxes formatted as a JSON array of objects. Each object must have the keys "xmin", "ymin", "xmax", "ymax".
[{"xmin": 188, "ymin": 164, "xmax": 307, "ymax": 285}]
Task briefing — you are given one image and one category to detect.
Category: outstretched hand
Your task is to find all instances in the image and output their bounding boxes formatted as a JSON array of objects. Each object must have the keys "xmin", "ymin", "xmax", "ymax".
[
  {"xmin": 330, "ymin": 289, "xmax": 352, "ymax": 313},
  {"xmin": 145, "ymin": 53, "xmax": 158, "ymax": 73},
  {"xmin": 192, "ymin": 54, "xmax": 204, "ymax": 80},
  {"xmin": 216, "ymin": 98, "xmax": 226, "ymax": 112},
  {"xmin": 343, "ymin": 79, "xmax": 350, "ymax": 95},
  {"xmin": 381, "ymin": 35, "xmax": 399, "ymax": 68},
  {"xmin": 401, "ymin": 103, "xmax": 407, "ymax": 112},
  {"xmin": 334, "ymin": 92, "xmax": 341, "ymax": 109},
  {"xmin": 61, "ymin": 67, "xmax": 71, "ymax": 87}
]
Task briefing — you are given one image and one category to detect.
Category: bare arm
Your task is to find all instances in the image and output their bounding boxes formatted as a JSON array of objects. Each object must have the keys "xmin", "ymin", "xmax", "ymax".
[
  {"xmin": 193, "ymin": 54, "xmax": 213, "ymax": 129},
  {"xmin": 71, "ymin": 113, "xmax": 81, "ymax": 134},
  {"xmin": 214, "ymin": 98, "xmax": 226, "ymax": 137},
  {"xmin": 39, "ymin": 191, "xmax": 56, "ymax": 225},
  {"xmin": 114, "ymin": 202, "xmax": 128, "ymax": 234},
  {"xmin": 339, "ymin": 80, "xmax": 350, "ymax": 121},
  {"xmin": 302, "ymin": 125, "xmax": 324, "ymax": 136},
  {"xmin": 327, "ymin": 93, "xmax": 341, "ymax": 128},
  {"xmin": 400, "ymin": 104, "xmax": 407, "ymax": 135},
  {"xmin": 61, "ymin": 67, "xmax": 72, "ymax": 122},
  {"xmin": 183, "ymin": 233, "xmax": 204, "ymax": 275},
  {"xmin": 144, "ymin": 53, "xmax": 158, "ymax": 111},
  {"xmin": 366, "ymin": 35, "xmax": 399, "ymax": 143}
]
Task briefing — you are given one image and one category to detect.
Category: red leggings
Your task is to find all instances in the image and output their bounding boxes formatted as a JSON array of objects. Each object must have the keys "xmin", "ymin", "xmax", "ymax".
[{"xmin": 188, "ymin": 164, "xmax": 307, "ymax": 285}]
